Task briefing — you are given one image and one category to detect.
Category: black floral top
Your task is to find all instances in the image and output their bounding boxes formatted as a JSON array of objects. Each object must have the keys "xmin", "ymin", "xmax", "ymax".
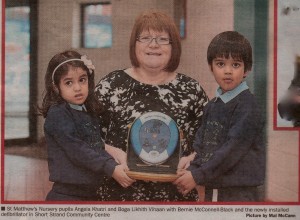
[{"xmin": 94, "ymin": 69, "xmax": 208, "ymax": 201}]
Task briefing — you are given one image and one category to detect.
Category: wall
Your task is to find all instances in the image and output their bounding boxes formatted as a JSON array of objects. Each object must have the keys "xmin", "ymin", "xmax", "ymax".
[
  {"xmin": 36, "ymin": 0, "xmax": 233, "ymax": 139},
  {"xmin": 37, "ymin": 0, "xmax": 175, "ymax": 138},
  {"xmin": 178, "ymin": 0, "xmax": 234, "ymax": 99},
  {"xmin": 0, "ymin": 0, "xmax": 2, "ymax": 143}
]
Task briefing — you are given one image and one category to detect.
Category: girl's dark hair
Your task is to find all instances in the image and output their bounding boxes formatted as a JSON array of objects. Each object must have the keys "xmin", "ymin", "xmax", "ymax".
[
  {"xmin": 39, "ymin": 50, "xmax": 103, "ymax": 118},
  {"xmin": 207, "ymin": 31, "xmax": 253, "ymax": 72}
]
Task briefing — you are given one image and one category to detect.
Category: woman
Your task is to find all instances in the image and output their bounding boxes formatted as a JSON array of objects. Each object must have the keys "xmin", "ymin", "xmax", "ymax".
[{"xmin": 95, "ymin": 9, "xmax": 208, "ymax": 201}]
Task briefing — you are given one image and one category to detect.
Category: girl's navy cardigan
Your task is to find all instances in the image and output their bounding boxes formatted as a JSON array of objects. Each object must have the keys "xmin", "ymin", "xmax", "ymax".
[{"xmin": 44, "ymin": 102, "xmax": 118, "ymax": 187}]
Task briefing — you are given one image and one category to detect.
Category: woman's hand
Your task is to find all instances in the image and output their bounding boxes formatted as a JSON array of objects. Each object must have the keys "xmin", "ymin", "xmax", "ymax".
[
  {"xmin": 105, "ymin": 144, "xmax": 128, "ymax": 167},
  {"xmin": 177, "ymin": 152, "xmax": 197, "ymax": 170},
  {"xmin": 112, "ymin": 164, "xmax": 135, "ymax": 188}
]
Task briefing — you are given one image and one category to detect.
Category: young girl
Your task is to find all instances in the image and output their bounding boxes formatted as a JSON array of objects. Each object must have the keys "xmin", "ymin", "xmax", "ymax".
[{"xmin": 40, "ymin": 50, "xmax": 134, "ymax": 201}]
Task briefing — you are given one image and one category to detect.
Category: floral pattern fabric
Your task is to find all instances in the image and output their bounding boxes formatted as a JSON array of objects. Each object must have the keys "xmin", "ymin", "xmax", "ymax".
[{"xmin": 94, "ymin": 69, "xmax": 208, "ymax": 201}]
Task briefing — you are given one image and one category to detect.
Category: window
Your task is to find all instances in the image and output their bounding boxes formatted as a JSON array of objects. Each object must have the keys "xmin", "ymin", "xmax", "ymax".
[
  {"xmin": 81, "ymin": 2, "xmax": 112, "ymax": 48},
  {"xmin": 174, "ymin": 0, "xmax": 186, "ymax": 39},
  {"xmin": 5, "ymin": 0, "xmax": 37, "ymax": 144}
]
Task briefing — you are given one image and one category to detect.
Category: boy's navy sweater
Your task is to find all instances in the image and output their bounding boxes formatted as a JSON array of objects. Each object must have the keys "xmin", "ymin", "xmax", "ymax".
[
  {"xmin": 44, "ymin": 102, "xmax": 117, "ymax": 188},
  {"xmin": 189, "ymin": 88, "xmax": 265, "ymax": 189}
]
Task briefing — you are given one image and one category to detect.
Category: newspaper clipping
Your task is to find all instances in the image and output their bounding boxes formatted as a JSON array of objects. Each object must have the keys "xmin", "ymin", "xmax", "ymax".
[{"xmin": 1, "ymin": 0, "xmax": 300, "ymax": 219}]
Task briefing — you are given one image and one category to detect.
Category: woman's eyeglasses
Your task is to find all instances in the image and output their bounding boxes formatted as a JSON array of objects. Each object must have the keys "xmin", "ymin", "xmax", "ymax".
[{"xmin": 136, "ymin": 36, "xmax": 172, "ymax": 45}]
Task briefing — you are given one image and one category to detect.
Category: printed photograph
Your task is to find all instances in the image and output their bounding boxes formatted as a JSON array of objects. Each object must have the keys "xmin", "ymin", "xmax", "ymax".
[{"xmin": 1, "ymin": 0, "xmax": 299, "ymax": 216}]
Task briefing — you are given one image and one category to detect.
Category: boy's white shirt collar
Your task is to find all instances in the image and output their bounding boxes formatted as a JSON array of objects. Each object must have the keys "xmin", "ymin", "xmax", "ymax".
[
  {"xmin": 69, "ymin": 103, "xmax": 87, "ymax": 112},
  {"xmin": 215, "ymin": 81, "xmax": 249, "ymax": 103}
]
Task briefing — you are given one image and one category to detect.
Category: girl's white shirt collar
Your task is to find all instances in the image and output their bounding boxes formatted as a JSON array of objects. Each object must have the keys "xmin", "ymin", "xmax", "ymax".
[{"xmin": 68, "ymin": 103, "xmax": 87, "ymax": 112}]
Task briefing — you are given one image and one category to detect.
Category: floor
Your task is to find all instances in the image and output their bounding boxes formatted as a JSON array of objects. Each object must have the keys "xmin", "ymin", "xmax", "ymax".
[
  {"xmin": 4, "ymin": 154, "xmax": 52, "ymax": 201},
  {"xmin": 3, "ymin": 153, "xmax": 206, "ymax": 202}
]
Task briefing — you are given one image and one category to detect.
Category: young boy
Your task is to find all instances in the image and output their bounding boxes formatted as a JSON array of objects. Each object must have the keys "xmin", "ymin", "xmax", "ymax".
[{"xmin": 174, "ymin": 31, "xmax": 265, "ymax": 202}]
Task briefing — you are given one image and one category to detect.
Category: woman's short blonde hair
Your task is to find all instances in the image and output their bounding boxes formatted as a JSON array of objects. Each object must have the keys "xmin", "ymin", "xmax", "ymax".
[{"xmin": 129, "ymin": 9, "xmax": 181, "ymax": 72}]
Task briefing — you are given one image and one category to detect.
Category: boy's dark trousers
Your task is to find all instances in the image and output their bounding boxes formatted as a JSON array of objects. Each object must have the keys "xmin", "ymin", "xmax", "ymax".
[{"xmin": 205, "ymin": 186, "xmax": 261, "ymax": 202}]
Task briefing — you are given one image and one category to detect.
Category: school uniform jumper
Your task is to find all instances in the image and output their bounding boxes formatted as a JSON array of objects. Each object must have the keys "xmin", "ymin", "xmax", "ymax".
[
  {"xmin": 44, "ymin": 102, "xmax": 118, "ymax": 201},
  {"xmin": 189, "ymin": 82, "xmax": 266, "ymax": 202}
]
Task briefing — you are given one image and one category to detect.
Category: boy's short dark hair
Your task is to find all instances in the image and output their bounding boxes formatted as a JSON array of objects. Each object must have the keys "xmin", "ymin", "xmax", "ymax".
[{"xmin": 207, "ymin": 31, "xmax": 253, "ymax": 72}]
